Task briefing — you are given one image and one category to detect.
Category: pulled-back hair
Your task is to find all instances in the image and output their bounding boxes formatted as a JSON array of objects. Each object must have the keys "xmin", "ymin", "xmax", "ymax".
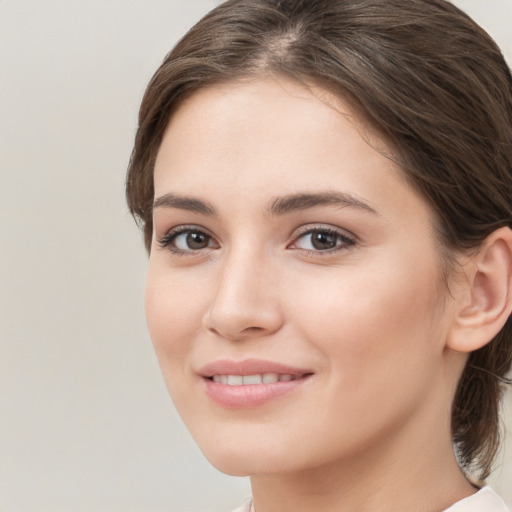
[{"xmin": 126, "ymin": 0, "xmax": 512, "ymax": 479}]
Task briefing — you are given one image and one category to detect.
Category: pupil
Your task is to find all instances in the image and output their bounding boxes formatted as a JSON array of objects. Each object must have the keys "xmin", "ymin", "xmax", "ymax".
[
  {"xmin": 312, "ymin": 230, "xmax": 337, "ymax": 250},
  {"xmin": 187, "ymin": 232, "xmax": 208, "ymax": 249}
]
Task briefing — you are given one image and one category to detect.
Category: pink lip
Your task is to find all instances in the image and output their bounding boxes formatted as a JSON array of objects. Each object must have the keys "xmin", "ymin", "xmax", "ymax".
[
  {"xmin": 198, "ymin": 358, "xmax": 311, "ymax": 377},
  {"xmin": 198, "ymin": 358, "xmax": 313, "ymax": 409}
]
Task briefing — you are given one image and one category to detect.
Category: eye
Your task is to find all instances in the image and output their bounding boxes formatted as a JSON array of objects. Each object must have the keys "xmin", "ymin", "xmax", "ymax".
[
  {"xmin": 158, "ymin": 226, "xmax": 219, "ymax": 254},
  {"xmin": 290, "ymin": 227, "xmax": 355, "ymax": 253}
]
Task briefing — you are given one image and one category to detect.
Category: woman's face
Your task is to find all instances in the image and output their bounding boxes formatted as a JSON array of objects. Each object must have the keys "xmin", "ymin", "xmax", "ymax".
[{"xmin": 146, "ymin": 77, "xmax": 460, "ymax": 476}]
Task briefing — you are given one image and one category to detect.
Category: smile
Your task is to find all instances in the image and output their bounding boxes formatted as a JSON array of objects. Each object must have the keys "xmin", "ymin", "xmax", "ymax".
[
  {"xmin": 198, "ymin": 359, "xmax": 313, "ymax": 407},
  {"xmin": 210, "ymin": 373, "xmax": 304, "ymax": 385}
]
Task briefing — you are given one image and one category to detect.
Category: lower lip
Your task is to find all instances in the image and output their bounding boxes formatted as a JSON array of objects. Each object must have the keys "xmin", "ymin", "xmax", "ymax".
[{"xmin": 203, "ymin": 376, "xmax": 311, "ymax": 408}]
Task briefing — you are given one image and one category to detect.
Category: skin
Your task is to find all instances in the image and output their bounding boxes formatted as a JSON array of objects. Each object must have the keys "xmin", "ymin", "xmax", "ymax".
[{"xmin": 146, "ymin": 77, "xmax": 478, "ymax": 512}]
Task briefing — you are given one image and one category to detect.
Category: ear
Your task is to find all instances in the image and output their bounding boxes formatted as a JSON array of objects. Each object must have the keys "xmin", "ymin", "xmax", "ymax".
[{"xmin": 447, "ymin": 227, "xmax": 512, "ymax": 353}]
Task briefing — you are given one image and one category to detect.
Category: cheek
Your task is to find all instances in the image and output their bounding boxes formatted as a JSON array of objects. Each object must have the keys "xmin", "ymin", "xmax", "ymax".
[
  {"xmin": 275, "ymin": 258, "xmax": 449, "ymax": 458},
  {"xmin": 288, "ymin": 254, "xmax": 445, "ymax": 387},
  {"xmin": 144, "ymin": 264, "xmax": 215, "ymax": 413},
  {"xmin": 145, "ymin": 264, "xmax": 206, "ymax": 363}
]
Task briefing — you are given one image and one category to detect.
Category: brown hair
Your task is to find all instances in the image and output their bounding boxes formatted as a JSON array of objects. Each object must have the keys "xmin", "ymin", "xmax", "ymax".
[{"xmin": 126, "ymin": 0, "xmax": 512, "ymax": 479}]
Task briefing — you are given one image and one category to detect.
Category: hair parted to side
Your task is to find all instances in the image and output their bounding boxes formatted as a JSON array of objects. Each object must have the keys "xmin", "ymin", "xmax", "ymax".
[{"xmin": 126, "ymin": 0, "xmax": 512, "ymax": 479}]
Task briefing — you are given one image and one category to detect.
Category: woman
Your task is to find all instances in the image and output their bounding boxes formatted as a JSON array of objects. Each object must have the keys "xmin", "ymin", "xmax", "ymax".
[{"xmin": 126, "ymin": 0, "xmax": 512, "ymax": 510}]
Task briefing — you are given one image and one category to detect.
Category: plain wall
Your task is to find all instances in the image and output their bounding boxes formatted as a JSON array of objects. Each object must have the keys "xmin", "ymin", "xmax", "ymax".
[{"xmin": 0, "ymin": 1, "xmax": 511, "ymax": 511}]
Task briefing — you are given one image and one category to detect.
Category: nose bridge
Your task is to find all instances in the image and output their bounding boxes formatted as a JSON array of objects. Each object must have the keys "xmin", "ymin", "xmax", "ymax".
[{"xmin": 203, "ymin": 241, "xmax": 282, "ymax": 340}]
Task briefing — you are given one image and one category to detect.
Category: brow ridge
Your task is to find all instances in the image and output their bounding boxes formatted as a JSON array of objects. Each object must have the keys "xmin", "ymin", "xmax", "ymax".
[
  {"xmin": 152, "ymin": 193, "xmax": 216, "ymax": 216},
  {"xmin": 268, "ymin": 191, "xmax": 378, "ymax": 216},
  {"xmin": 152, "ymin": 191, "xmax": 378, "ymax": 217}
]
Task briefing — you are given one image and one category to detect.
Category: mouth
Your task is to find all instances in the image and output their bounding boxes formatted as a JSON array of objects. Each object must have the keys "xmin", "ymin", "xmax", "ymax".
[
  {"xmin": 208, "ymin": 373, "xmax": 308, "ymax": 385},
  {"xmin": 198, "ymin": 359, "xmax": 313, "ymax": 408}
]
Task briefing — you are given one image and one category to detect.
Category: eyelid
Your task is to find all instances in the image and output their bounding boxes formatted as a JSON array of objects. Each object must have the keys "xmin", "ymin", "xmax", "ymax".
[
  {"xmin": 156, "ymin": 222, "xmax": 356, "ymax": 256},
  {"xmin": 288, "ymin": 224, "xmax": 357, "ymax": 253},
  {"xmin": 157, "ymin": 224, "xmax": 219, "ymax": 254},
  {"xmin": 291, "ymin": 223, "xmax": 355, "ymax": 238}
]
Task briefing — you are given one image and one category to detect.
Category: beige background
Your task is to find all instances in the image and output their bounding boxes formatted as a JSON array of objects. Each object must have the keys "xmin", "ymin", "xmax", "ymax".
[{"xmin": 0, "ymin": 1, "xmax": 511, "ymax": 511}]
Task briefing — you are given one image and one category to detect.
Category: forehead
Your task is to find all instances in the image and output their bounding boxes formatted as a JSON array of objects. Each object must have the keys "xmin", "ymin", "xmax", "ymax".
[
  {"xmin": 153, "ymin": 77, "xmax": 432, "ymax": 228},
  {"xmin": 156, "ymin": 77, "xmax": 392, "ymax": 181}
]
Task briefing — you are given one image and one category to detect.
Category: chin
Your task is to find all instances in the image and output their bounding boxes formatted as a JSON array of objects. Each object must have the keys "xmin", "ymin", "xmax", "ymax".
[
  {"xmin": 194, "ymin": 432, "xmax": 298, "ymax": 477},
  {"xmin": 207, "ymin": 457, "xmax": 255, "ymax": 477},
  {"xmin": 198, "ymin": 447, "xmax": 256, "ymax": 476},
  {"xmin": 197, "ymin": 432, "xmax": 328, "ymax": 478},
  {"xmin": 206, "ymin": 454, "xmax": 297, "ymax": 477}
]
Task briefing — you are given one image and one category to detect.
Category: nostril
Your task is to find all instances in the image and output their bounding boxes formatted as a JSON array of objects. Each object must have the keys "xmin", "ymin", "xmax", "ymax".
[
  {"xmin": 202, "ymin": 300, "xmax": 284, "ymax": 341},
  {"xmin": 242, "ymin": 326, "xmax": 265, "ymax": 333}
]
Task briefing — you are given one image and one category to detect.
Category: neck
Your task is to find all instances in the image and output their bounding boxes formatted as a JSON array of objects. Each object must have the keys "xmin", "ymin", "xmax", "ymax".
[{"xmin": 250, "ymin": 400, "xmax": 476, "ymax": 512}]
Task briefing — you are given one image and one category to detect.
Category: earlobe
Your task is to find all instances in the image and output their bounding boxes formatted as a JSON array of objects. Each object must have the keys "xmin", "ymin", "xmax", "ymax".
[{"xmin": 447, "ymin": 227, "xmax": 512, "ymax": 353}]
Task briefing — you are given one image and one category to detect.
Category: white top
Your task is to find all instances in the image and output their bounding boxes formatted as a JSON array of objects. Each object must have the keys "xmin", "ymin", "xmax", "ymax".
[
  {"xmin": 443, "ymin": 487, "xmax": 510, "ymax": 512},
  {"xmin": 231, "ymin": 487, "xmax": 510, "ymax": 512}
]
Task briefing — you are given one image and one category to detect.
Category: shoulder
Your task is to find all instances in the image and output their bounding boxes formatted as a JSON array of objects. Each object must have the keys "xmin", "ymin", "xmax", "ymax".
[{"xmin": 443, "ymin": 487, "xmax": 510, "ymax": 512}]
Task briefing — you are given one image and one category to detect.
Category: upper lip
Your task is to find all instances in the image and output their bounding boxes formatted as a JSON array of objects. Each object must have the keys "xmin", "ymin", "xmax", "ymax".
[{"xmin": 198, "ymin": 358, "xmax": 313, "ymax": 377}]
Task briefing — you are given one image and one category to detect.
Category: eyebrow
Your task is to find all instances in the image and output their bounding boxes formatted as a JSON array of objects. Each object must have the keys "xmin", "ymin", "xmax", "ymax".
[
  {"xmin": 268, "ymin": 191, "xmax": 379, "ymax": 216},
  {"xmin": 152, "ymin": 193, "xmax": 217, "ymax": 216},
  {"xmin": 152, "ymin": 190, "xmax": 378, "ymax": 217}
]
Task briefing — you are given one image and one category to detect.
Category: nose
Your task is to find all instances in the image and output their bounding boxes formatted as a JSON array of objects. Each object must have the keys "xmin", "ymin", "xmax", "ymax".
[{"xmin": 202, "ymin": 249, "xmax": 284, "ymax": 341}]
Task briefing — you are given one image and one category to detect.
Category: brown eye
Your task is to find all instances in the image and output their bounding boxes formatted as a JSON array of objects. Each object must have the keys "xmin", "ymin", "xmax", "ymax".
[
  {"xmin": 310, "ymin": 230, "xmax": 338, "ymax": 250},
  {"xmin": 291, "ymin": 227, "xmax": 356, "ymax": 253},
  {"xmin": 173, "ymin": 230, "xmax": 212, "ymax": 251},
  {"xmin": 184, "ymin": 231, "xmax": 210, "ymax": 250},
  {"xmin": 158, "ymin": 226, "xmax": 219, "ymax": 254}
]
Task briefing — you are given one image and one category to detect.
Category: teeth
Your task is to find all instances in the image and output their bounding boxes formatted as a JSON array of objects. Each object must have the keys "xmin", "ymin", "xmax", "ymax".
[
  {"xmin": 211, "ymin": 373, "xmax": 302, "ymax": 385},
  {"xmin": 243, "ymin": 374, "xmax": 262, "ymax": 385},
  {"xmin": 227, "ymin": 375, "xmax": 243, "ymax": 386}
]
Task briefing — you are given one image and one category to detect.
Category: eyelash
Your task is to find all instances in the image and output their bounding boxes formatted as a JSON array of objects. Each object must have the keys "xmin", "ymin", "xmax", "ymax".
[
  {"xmin": 157, "ymin": 224, "xmax": 356, "ymax": 256},
  {"xmin": 157, "ymin": 225, "xmax": 217, "ymax": 256},
  {"xmin": 289, "ymin": 225, "xmax": 356, "ymax": 255}
]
